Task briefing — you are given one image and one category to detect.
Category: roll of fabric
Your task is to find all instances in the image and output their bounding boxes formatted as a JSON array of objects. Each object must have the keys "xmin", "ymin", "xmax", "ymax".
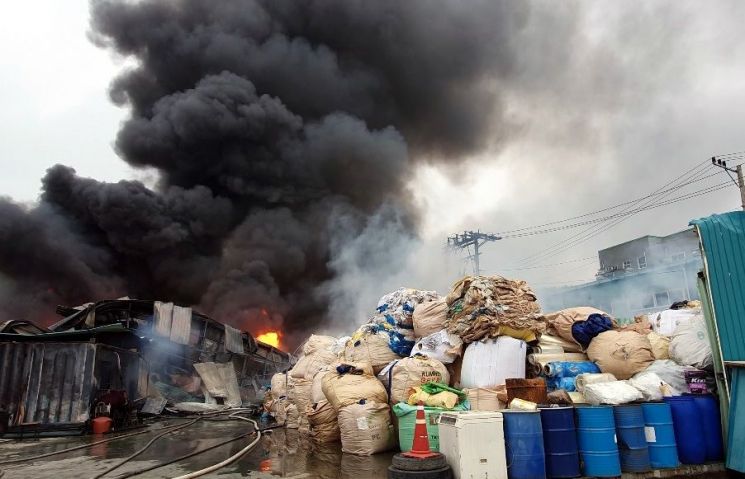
[
  {"xmin": 543, "ymin": 361, "xmax": 601, "ymax": 377},
  {"xmin": 528, "ymin": 353, "xmax": 588, "ymax": 371},
  {"xmin": 575, "ymin": 373, "xmax": 617, "ymax": 393}
]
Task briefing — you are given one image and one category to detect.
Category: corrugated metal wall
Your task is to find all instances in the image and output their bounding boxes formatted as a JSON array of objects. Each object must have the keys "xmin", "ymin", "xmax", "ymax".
[
  {"xmin": 0, "ymin": 342, "xmax": 95, "ymax": 426},
  {"xmin": 691, "ymin": 211, "xmax": 745, "ymax": 360},
  {"xmin": 691, "ymin": 210, "xmax": 745, "ymax": 473}
]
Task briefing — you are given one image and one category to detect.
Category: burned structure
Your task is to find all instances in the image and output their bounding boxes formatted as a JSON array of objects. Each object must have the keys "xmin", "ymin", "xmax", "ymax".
[{"xmin": 0, "ymin": 299, "xmax": 293, "ymax": 435}]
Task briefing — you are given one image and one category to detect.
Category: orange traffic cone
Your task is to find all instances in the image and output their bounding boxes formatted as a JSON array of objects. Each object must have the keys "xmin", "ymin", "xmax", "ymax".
[{"xmin": 402, "ymin": 402, "xmax": 439, "ymax": 459}]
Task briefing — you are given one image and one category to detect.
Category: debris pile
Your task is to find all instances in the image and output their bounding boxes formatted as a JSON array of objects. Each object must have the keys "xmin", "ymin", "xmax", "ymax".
[{"xmin": 266, "ymin": 273, "xmax": 720, "ymax": 462}]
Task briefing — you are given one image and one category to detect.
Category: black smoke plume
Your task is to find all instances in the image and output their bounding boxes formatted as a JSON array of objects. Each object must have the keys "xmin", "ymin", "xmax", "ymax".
[{"xmin": 0, "ymin": 0, "xmax": 530, "ymax": 344}]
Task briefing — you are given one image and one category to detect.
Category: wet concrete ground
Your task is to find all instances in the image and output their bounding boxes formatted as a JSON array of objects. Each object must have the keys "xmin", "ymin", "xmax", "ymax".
[{"xmin": 0, "ymin": 418, "xmax": 394, "ymax": 479}]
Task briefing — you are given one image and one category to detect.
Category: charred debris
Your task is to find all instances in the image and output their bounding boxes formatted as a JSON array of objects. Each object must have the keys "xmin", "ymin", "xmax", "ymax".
[{"xmin": 0, "ymin": 299, "xmax": 294, "ymax": 437}]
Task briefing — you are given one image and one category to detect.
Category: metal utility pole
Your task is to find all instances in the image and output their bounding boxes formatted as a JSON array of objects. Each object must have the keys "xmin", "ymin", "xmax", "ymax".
[
  {"xmin": 447, "ymin": 230, "xmax": 501, "ymax": 275},
  {"xmin": 712, "ymin": 156, "xmax": 745, "ymax": 210}
]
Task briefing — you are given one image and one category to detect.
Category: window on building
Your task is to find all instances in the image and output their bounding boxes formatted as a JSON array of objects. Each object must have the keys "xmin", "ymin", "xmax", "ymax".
[
  {"xmin": 642, "ymin": 295, "xmax": 655, "ymax": 309},
  {"xmin": 623, "ymin": 259, "xmax": 632, "ymax": 269},
  {"xmin": 655, "ymin": 291, "xmax": 670, "ymax": 307},
  {"xmin": 672, "ymin": 252, "xmax": 686, "ymax": 262},
  {"xmin": 638, "ymin": 256, "xmax": 647, "ymax": 269}
]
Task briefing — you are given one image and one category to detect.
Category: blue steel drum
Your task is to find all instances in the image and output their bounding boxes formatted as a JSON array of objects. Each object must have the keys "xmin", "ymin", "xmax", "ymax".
[
  {"xmin": 692, "ymin": 394, "xmax": 724, "ymax": 461},
  {"xmin": 539, "ymin": 407, "xmax": 580, "ymax": 478},
  {"xmin": 575, "ymin": 406, "xmax": 621, "ymax": 478},
  {"xmin": 640, "ymin": 402, "xmax": 679, "ymax": 469},
  {"xmin": 614, "ymin": 405, "xmax": 651, "ymax": 472},
  {"xmin": 503, "ymin": 410, "xmax": 547, "ymax": 479},
  {"xmin": 664, "ymin": 396, "xmax": 706, "ymax": 464}
]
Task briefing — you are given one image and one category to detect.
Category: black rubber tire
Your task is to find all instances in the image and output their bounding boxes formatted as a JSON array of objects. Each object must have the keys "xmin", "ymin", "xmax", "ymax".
[
  {"xmin": 391, "ymin": 453, "xmax": 448, "ymax": 471},
  {"xmin": 387, "ymin": 465, "xmax": 452, "ymax": 479}
]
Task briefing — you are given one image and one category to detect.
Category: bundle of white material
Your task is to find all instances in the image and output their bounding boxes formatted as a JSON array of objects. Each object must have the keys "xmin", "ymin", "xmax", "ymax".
[
  {"xmin": 645, "ymin": 360, "xmax": 691, "ymax": 395},
  {"xmin": 575, "ymin": 373, "xmax": 617, "ymax": 393},
  {"xmin": 583, "ymin": 380, "xmax": 643, "ymax": 405},
  {"xmin": 460, "ymin": 336, "xmax": 526, "ymax": 388},
  {"xmin": 409, "ymin": 330, "xmax": 463, "ymax": 364},
  {"xmin": 629, "ymin": 371, "xmax": 670, "ymax": 401},
  {"xmin": 377, "ymin": 355, "xmax": 450, "ymax": 404},
  {"xmin": 338, "ymin": 402, "xmax": 396, "ymax": 455},
  {"xmin": 650, "ymin": 308, "xmax": 701, "ymax": 336},
  {"xmin": 669, "ymin": 317, "xmax": 713, "ymax": 369}
]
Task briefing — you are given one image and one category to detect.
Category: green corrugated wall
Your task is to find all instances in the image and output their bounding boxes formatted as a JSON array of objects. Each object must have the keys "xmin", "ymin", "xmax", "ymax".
[{"xmin": 691, "ymin": 210, "xmax": 745, "ymax": 473}]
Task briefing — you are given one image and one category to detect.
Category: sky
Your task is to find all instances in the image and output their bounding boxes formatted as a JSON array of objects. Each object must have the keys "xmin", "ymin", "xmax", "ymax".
[{"xmin": 1, "ymin": 0, "xmax": 744, "ymax": 302}]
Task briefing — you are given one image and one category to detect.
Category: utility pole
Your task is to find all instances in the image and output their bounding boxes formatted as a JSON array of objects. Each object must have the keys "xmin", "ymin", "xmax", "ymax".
[
  {"xmin": 712, "ymin": 156, "xmax": 745, "ymax": 210},
  {"xmin": 447, "ymin": 230, "xmax": 501, "ymax": 275}
]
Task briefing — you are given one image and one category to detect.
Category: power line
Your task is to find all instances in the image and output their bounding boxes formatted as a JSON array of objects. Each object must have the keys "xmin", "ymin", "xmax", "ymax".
[
  {"xmin": 495, "ymin": 256, "xmax": 595, "ymax": 271},
  {"xmin": 500, "ymin": 180, "xmax": 732, "ymax": 239},
  {"xmin": 497, "ymin": 169, "xmax": 731, "ymax": 236},
  {"xmin": 517, "ymin": 158, "xmax": 716, "ymax": 266},
  {"xmin": 520, "ymin": 178, "xmax": 729, "ymax": 266}
]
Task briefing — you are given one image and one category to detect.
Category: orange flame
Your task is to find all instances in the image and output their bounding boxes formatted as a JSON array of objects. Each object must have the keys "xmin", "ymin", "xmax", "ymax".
[{"xmin": 256, "ymin": 331, "xmax": 281, "ymax": 348}]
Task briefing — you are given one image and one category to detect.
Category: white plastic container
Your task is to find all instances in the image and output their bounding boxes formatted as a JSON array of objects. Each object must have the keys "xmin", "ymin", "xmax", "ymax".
[
  {"xmin": 438, "ymin": 411, "xmax": 507, "ymax": 479},
  {"xmin": 460, "ymin": 336, "xmax": 526, "ymax": 388}
]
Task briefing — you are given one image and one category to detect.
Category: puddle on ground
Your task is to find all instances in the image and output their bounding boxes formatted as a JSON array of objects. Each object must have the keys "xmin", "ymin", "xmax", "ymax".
[{"xmin": 0, "ymin": 419, "xmax": 394, "ymax": 478}]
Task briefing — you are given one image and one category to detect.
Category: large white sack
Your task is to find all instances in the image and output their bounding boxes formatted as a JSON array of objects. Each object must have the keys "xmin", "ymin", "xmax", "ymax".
[
  {"xmin": 303, "ymin": 335, "xmax": 338, "ymax": 356},
  {"xmin": 408, "ymin": 330, "xmax": 463, "ymax": 364},
  {"xmin": 669, "ymin": 317, "xmax": 713, "ymax": 369},
  {"xmin": 575, "ymin": 373, "xmax": 617, "ymax": 393},
  {"xmin": 650, "ymin": 308, "xmax": 701, "ymax": 336},
  {"xmin": 583, "ymin": 380, "xmax": 643, "ymax": 405},
  {"xmin": 644, "ymin": 360, "xmax": 690, "ymax": 395},
  {"xmin": 629, "ymin": 371, "xmax": 669, "ymax": 401},
  {"xmin": 377, "ymin": 356, "xmax": 449, "ymax": 404},
  {"xmin": 413, "ymin": 300, "xmax": 449, "ymax": 338},
  {"xmin": 338, "ymin": 402, "xmax": 396, "ymax": 456},
  {"xmin": 460, "ymin": 336, "xmax": 526, "ymax": 388},
  {"xmin": 586, "ymin": 330, "xmax": 654, "ymax": 380}
]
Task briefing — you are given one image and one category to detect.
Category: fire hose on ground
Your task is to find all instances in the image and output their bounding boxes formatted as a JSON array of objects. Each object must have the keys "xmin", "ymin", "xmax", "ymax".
[{"xmin": 0, "ymin": 408, "xmax": 257, "ymax": 476}]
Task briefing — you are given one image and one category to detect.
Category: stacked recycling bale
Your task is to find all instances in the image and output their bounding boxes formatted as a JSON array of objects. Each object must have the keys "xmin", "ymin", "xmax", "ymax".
[
  {"xmin": 343, "ymin": 288, "xmax": 441, "ymax": 373},
  {"xmin": 439, "ymin": 275, "xmax": 545, "ymax": 408},
  {"xmin": 286, "ymin": 335, "xmax": 339, "ymax": 433},
  {"xmin": 321, "ymin": 362, "xmax": 396, "ymax": 455},
  {"xmin": 552, "ymin": 301, "xmax": 716, "ymax": 405}
]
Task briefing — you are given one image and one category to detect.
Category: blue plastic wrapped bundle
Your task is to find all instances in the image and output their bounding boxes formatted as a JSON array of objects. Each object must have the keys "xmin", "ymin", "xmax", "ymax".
[
  {"xmin": 544, "ymin": 361, "xmax": 601, "ymax": 391},
  {"xmin": 572, "ymin": 313, "xmax": 613, "ymax": 349}
]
